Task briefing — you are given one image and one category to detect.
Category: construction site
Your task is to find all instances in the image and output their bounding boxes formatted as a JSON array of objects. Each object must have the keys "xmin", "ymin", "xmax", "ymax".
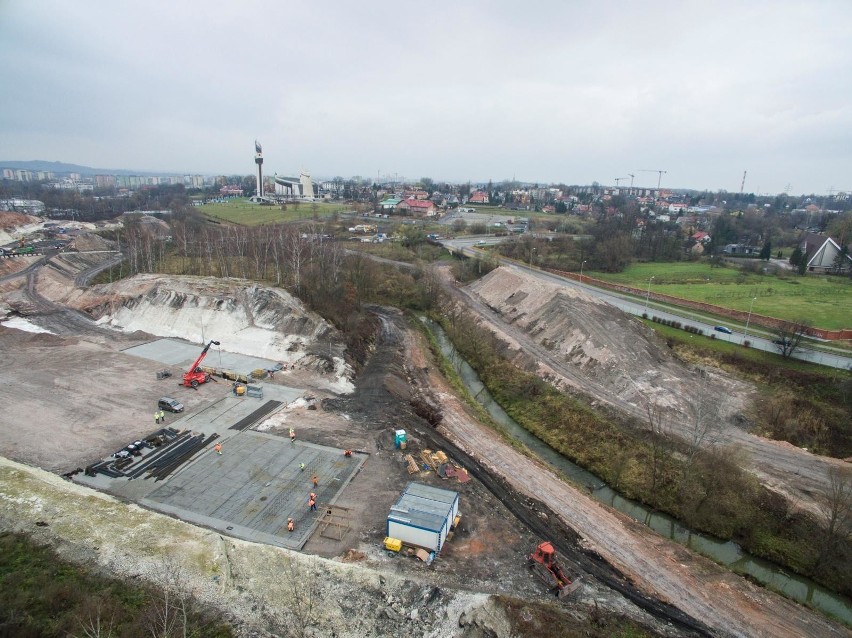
[{"xmin": 0, "ymin": 218, "xmax": 849, "ymax": 638}]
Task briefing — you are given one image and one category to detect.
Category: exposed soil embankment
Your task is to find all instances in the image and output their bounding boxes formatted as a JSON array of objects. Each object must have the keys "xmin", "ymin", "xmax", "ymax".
[
  {"xmin": 0, "ymin": 457, "xmax": 514, "ymax": 638},
  {"xmin": 66, "ymin": 274, "xmax": 354, "ymax": 391},
  {"xmin": 401, "ymin": 316, "xmax": 849, "ymax": 638},
  {"xmin": 454, "ymin": 265, "xmax": 848, "ymax": 508},
  {"xmin": 467, "ymin": 267, "xmax": 749, "ymax": 421}
]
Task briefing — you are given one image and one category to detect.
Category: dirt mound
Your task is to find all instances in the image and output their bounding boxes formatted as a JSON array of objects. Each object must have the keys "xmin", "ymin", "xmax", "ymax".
[
  {"xmin": 468, "ymin": 267, "xmax": 749, "ymax": 421},
  {"xmin": 74, "ymin": 274, "xmax": 354, "ymax": 390},
  {"xmin": 0, "ymin": 211, "xmax": 36, "ymax": 229},
  {"xmin": 70, "ymin": 231, "xmax": 117, "ymax": 252}
]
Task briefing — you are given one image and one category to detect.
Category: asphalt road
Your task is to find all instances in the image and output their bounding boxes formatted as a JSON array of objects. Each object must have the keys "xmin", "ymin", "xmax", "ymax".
[{"xmin": 443, "ymin": 237, "xmax": 852, "ymax": 371}]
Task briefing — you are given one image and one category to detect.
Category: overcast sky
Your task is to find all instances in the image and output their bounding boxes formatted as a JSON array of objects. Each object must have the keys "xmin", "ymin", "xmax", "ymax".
[{"xmin": 1, "ymin": 1, "xmax": 850, "ymax": 194}]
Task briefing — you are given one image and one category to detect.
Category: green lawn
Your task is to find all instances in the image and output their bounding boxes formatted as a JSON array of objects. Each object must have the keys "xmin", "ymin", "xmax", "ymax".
[
  {"xmin": 197, "ymin": 199, "xmax": 350, "ymax": 226},
  {"xmin": 590, "ymin": 262, "xmax": 852, "ymax": 330}
]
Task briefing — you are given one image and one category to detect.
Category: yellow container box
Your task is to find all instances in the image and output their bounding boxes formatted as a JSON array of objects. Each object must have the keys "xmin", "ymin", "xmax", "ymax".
[{"xmin": 384, "ymin": 537, "xmax": 402, "ymax": 552}]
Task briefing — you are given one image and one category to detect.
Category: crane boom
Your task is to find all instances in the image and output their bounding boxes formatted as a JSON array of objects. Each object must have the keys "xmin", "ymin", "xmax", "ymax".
[
  {"xmin": 637, "ymin": 169, "xmax": 668, "ymax": 189},
  {"xmin": 182, "ymin": 340, "xmax": 221, "ymax": 389}
]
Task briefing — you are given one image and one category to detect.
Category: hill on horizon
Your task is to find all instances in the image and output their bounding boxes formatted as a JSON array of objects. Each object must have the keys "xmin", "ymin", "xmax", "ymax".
[{"xmin": 0, "ymin": 159, "xmax": 177, "ymax": 177}]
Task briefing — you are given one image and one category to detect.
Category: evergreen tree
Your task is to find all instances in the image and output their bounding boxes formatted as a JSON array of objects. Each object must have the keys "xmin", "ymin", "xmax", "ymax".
[
  {"xmin": 797, "ymin": 253, "xmax": 808, "ymax": 275},
  {"xmin": 832, "ymin": 245, "xmax": 849, "ymax": 274},
  {"xmin": 789, "ymin": 246, "xmax": 802, "ymax": 266},
  {"xmin": 759, "ymin": 240, "xmax": 772, "ymax": 260}
]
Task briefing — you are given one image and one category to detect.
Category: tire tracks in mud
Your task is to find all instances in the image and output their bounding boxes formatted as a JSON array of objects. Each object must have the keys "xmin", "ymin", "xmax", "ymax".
[
  {"xmin": 393, "ymin": 309, "xmax": 847, "ymax": 638},
  {"xmin": 346, "ymin": 307, "xmax": 710, "ymax": 635},
  {"xmin": 414, "ymin": 419, "xmax": 712, "ymax": 637},
  {"xmin": 443, "ymin": 264, "xmax": 845, "ymax": 514}
]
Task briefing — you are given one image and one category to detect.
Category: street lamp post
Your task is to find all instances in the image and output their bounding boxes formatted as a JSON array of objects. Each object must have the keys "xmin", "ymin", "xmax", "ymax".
[
  {"xmin": 580, "ymin": 259, "xmax": 587, "ymax": 282},
  {"xmin": 644, "ymin": 276, "xmax": 655, "ymax": 312},
  {"xmin": 744, "ymin": 296, "xmax": 757, "ymax": 343}
]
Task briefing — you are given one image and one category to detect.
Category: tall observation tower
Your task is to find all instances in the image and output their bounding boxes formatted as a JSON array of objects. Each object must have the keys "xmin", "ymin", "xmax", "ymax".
[{"xmin": 254, "ymin": 140, "xmax": 263, "ymax": 199}]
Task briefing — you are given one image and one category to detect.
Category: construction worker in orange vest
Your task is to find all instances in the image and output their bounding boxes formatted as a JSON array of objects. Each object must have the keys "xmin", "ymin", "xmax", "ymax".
[
  {"xmin": 214, "ymin": 442, "xmax": 222, "ymax": 455},
  {"xmin": 312, "ymin": 474, "xmax": 318, "ymax": 487},
  {"xmin": 308, "ymin": 495, "xmax": 316, "ymax": 512}
]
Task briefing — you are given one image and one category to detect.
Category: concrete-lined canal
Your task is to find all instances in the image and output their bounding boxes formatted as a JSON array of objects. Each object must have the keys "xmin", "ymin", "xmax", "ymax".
[{"xmin": 423, "ymin": 316, "xmax": 851, "ymax": 624}]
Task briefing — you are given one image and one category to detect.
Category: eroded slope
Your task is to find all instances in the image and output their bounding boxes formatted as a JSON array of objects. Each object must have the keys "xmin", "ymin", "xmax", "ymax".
[{"xmin": 468, "ymin": 266, "xmax": 750, "ymax": 422}]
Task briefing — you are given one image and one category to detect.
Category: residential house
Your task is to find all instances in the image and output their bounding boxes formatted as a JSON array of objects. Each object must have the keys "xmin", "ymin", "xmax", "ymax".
[
  {"xmin": 799, "ymin": 233, "xmax": 852, "ymax": 273},
  {"xmin": 397, "ymin": 198, "xmax": 437, "ymax": 217},
  {"xmin": 379, "ymin": 197, "xmax": 402, "ymax": 211},
  {"xmin": 430, "ymin": 192, "xmax": 448, "ymax": 207},
  {"xmin": 691, "ymin": 231, "xmax": 711, "ymax": 244},
  {"xmin": 722, "ymin": 244, "xmax": 758, "ymax": 255},
  {"xmin": 468, "ymin": 190, "xmax": 489, "ymax": 204},
  {"xmin": 403, "ymin": 189, "xmax": 430, "ymax": 200}
]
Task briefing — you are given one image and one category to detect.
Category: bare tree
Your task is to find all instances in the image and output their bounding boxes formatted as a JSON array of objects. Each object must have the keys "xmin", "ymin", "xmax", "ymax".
[
  {"xmin": 262, "ymin": 555, "xmax": 320, "ymax": 638},
  {"xmin": 645, "ymin": 402, "xmax": 672, "ymax": 502},
  {"xmin": 816, "ymin": 466, "xmax": 852, "ymax": 568},
  {"xmin": 773, "ymin": 318, "xmax": 811, "ymax": 358},
  {"xmin": 143, "ymin": 560, "xmax": 193, "ymax": 638},
  {"xmin": 681, "ymin": 374, "xmax": 726, "ymax": 486},
  {"xmin": 72, "ymin": 599, "xmax": 115, "ymax": 638}
]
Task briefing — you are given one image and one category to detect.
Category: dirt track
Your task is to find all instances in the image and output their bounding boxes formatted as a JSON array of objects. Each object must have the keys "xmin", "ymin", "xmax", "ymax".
[
  {"xmin": 402, "ymin": 313, "xmax": 848, "ymax": 638},
  {"xmin": 446, "ymin": 264, "xmax": 847, "ymax": 508},
  {"xmin": 1, "ymin": 235, "xmax": 847, "ymax": 637}
]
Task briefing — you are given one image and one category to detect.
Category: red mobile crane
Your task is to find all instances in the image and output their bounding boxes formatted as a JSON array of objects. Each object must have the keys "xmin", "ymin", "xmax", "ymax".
[{"xmin": 182, "ymin": 340, "xmax": 220, "ymax": 388}]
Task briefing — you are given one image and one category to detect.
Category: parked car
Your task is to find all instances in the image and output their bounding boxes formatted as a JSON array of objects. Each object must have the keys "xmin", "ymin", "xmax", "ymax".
[
  {"xmin": 158, "ymin": 397, "xmax": 184, "ymax": 413},
  {"xmin": 714, "ymin": 326, "xmax": 733, "ymax": 334}
]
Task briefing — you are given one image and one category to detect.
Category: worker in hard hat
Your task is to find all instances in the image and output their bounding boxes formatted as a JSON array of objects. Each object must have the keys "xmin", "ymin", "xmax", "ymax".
[
  {"xmin": 287, "ymin": 518, "xmax": 294, "ymax": 532},
  {"xmin": 214, "ymin": 442, "xmax": 222, "ymax": 455},
  {"xmin": 308, "ymin": 495, "xmax": 316, "ymax": 512},
  {"xmin": 312, "ymin": 474, "xmax": 318, "ymax": 487},
  {"xmin": 299, "ymin": 462, "xmax": 305, "ymax": 472}
]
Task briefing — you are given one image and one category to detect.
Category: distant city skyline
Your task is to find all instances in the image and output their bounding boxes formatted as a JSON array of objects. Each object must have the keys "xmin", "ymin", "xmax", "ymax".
[{"xmin": 1, "ymin": 1, "xmax": 850, "ymax": 195}]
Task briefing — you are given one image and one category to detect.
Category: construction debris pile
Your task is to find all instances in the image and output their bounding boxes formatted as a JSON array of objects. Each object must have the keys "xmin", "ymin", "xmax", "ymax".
[{"xmin": 405, "ymin": 449, "xmax": 470, "ymax": 484}]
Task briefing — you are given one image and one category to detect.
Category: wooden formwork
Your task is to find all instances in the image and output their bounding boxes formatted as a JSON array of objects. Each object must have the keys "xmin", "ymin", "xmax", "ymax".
[{"xmin": 318, "ymin": 504, "xmax": 351, "ymax": 541}]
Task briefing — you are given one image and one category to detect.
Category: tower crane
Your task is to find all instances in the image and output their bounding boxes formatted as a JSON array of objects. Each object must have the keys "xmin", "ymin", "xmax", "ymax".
[
  {"xmin": 627, "ymin": 173, "xmax": 635, "ymax": 187},
  {"xmin": 637, "ymin": 169, "xmax": 668, "ymax": 189},
  {"xmin": 740, "ymin": 170, "xmax": 747, "ymax": 194},
  {"xmin": 614, "ymin": 177, "xmax": 629, "ymax": 187}
]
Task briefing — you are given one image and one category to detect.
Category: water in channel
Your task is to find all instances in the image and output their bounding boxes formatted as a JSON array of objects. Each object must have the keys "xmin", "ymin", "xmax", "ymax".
[{"xmin": 421, "ymin": 316, "xmax": 851, "ymax": 624}]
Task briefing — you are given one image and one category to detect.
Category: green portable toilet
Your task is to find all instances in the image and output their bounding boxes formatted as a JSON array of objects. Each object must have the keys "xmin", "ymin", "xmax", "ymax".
[{"xmin": 394, "ymin": 429, "xmax": 407, "ymax": 449}]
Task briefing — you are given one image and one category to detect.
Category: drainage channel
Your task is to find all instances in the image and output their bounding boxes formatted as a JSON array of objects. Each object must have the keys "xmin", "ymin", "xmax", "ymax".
[{"xmin": 421, "ymin": 316, "xmax": 852, "ymax": 624}]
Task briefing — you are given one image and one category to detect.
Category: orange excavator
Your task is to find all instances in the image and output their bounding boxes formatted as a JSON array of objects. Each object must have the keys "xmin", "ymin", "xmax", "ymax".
[
  {"xmin": 528, "ymin": 542, "xmax": 581, "ymax": 599},
  {"xmin": 182, "ymin": 340, "xmax": 220, "ymax": 388}
]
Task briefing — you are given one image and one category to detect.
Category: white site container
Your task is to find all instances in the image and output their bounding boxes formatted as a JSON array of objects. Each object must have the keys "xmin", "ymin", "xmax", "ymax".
[{"xmin": 386, "ymin": 483, "xmax": 460, "ymax": 553}]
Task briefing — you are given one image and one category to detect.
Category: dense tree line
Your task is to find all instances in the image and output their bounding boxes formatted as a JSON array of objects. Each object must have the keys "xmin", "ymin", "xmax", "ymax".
[
  {"xmin": 0, "ymin": 180, "xmax": 192, "ymax": 222},
  {"xmin": 108, "ymin": 213, "xmax": 441, "ymax": 363}
]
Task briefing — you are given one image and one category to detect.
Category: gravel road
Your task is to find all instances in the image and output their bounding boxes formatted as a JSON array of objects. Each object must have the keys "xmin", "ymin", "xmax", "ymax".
[
  {"xmin": 403, "ymin": 320, "xmax": 848, "ymax": 638},
  {"xmin": 443, "ymin": 263, "xmax": 847, "ymax": 508}
]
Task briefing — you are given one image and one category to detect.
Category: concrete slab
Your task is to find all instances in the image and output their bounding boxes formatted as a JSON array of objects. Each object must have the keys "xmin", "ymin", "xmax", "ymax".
[
  {"xmin": 72, "ymin": 383, "xmax": 365, "ymax": 550},
  {"xmin": 122, "ymin": 338, "xmax": 280, "ymax": 377},
  {"xmin": 142, "ymin": 433, "xmax": 365, "ymax": 549}
]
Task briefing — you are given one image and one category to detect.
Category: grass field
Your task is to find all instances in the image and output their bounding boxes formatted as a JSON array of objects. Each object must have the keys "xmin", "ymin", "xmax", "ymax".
[
  {"xmin": 590, "ymin": 262, "xmax": 852, "ymax": 329},
  {"xmin": 197, "ymin": 199, "xmax": 351, "ymax": 226}
]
